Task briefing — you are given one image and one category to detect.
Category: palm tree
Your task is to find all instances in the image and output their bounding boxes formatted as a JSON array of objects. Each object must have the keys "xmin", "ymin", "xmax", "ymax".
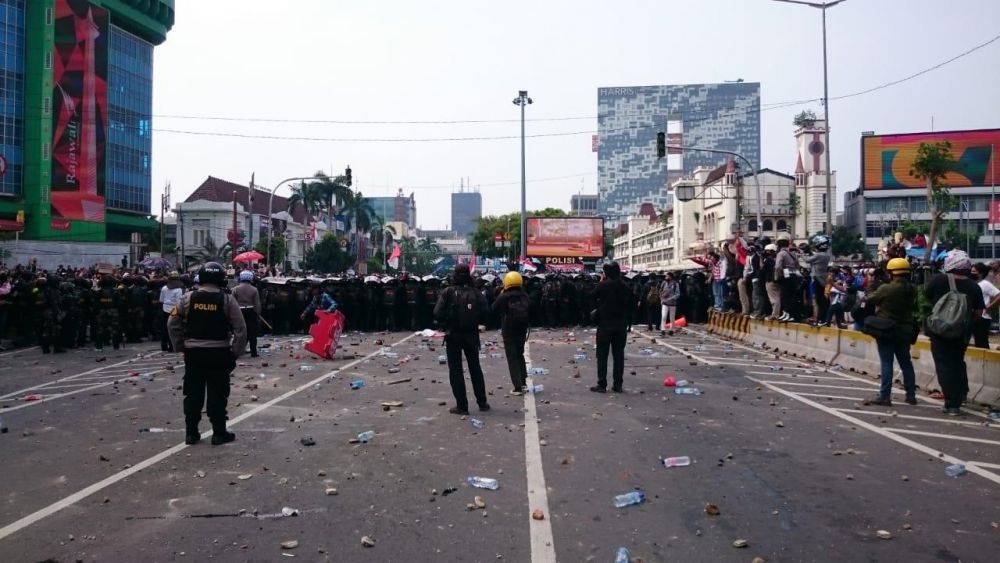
[
  {"xmin": 287, "ymin": 180, "xmax": 324, "ymax": 227},
  {"xmin": 417, "ymin": 236, "xmax": 441, "ymax": 253},
  {"xmin": 341, "ymin": 191, "xmax": 377, "ymax": 266},
  {"xmin": 192, "ymin": 236, "xmax": 232, "ymax": 265},
  {"xmin": 311, "ymin": 171, "xmax": 352, "ymax": 229}
]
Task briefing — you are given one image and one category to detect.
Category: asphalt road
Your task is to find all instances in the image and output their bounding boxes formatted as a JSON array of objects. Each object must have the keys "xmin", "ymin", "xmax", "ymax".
[{"xmin": 0, "ymin": 326, "xmax": 997, "ymax": 562}]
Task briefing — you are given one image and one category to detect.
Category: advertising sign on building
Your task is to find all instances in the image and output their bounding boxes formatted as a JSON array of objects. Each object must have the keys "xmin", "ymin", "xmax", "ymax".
[
  {"xmin": 861, "ymin": 129, "xmax": 1000, "ymax": 190},
  {"xmin": 989, "ymin": 199, "xmax": 1000, "ymax": 232},
  {"xmin": 50, "ymin": 0, "xmax": 109, "ymax": 223},
  {"xmin": 526, "ymin": 217, "xmax": 604, "ymax": 259}
]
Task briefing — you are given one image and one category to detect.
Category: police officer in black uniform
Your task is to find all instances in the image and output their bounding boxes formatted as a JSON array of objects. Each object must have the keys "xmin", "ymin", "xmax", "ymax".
[{"xmin": 167, "ymin": 262, "xmax": 247, "ymax": 446}]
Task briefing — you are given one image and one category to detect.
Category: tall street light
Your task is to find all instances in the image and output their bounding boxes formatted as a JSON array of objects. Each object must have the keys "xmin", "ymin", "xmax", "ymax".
[
  {"xmin": 774, "ymin": 0, "xmax": 845, "ymax": 236},
  {"xmin": 513, "ymin": 90, "xmax": 532, "ymax": 260}
]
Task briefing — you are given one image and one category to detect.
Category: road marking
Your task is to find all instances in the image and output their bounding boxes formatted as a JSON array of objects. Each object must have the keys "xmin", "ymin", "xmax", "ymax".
[
  {"xmin": 884, "ymin": 428, "xmax": 1000, "ymax": 446},
  {"xmin": 523, "ymin": 341, "xmax": 556, "ymax": 563},
  {"xmin": 0, "ymin": 334, "xmax": 416, "ymax": 542},
  {"xmin": 762, "ymin": 381, "xmax": 904, "ymax": 394},
  {"xmin": 0, "ymin": 353, "xmax": 164, "ymax": 400},
  {"xmin": 792, "ymin": 392, "xmax": 869, "ymax": 401},
  {"xmin": 967, "ymin": 461, "xmax": 1000, "ymax": 470},
  {"xmin": 652, "ymin": 341, "xmax": 717, "ymax": 366},
  {"xmin": 835, "ymin": 408, "xmax": 996, "ymax": 428},
  {"xmin": 0, "ymin": 346, "xmax": 39, "ymax": 358},
  {"xmin": 746, "ymin": 371, "xmax": 852, "ymax": 381},
  {"xmin": 747, "ymin": 376, "xmax": 1000, "ymax": 485}
]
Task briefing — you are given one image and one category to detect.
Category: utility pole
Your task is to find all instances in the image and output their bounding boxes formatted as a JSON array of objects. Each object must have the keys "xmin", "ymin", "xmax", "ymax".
[
  {"xmin": 513, "ymin": 90, "xmax": 532, "ymax": 260},
  {"xmin": 160, "ymin": 182, "xmax": 169, "ymax": 259},
  {"xmin": 232, "ymin": 190, "xmax": 238, "ymax": 263}
]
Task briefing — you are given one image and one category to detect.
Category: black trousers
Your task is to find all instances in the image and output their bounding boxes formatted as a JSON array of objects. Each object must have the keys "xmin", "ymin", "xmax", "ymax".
[
  {"xmin": 811, "ymin": 279, "xmax": 829, "ymax": 321},
  {"xmin": 183, "ymin": 348, "xmax": 236, "ymax": 431},
  {"xmin": 445, "ymin": 333, "xmax": 487, "ymax": 409},
  {"xmin": 503, "ymin": 329, "xmax": 528, "ymax": 391},
  {"xmin": 930, "ymin": 336, "xmax": 969, "ymax": 409},
  {"xmin": 780, "ymin": 278, "xmax": 799, "ymax": 320},
  {"xmin": 241, "ymin": 309, "xmax": 259, "ymax": 355},
  {"xmin": 971, "ymin": 317, "xmax": 991, "ymax": 349},
  {"xmin": 596, "ymin": 328, "xmax": 627, "ymax": 389}
]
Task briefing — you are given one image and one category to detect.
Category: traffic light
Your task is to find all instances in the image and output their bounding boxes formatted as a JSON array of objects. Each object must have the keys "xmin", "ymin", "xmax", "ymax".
[
  {"xmin": 656, "ymin": 132, "xmax": 666, "ymax": 158},
  {"xmin": 345, "ymin": 165, "xmax": 352, "ymax": 187}
]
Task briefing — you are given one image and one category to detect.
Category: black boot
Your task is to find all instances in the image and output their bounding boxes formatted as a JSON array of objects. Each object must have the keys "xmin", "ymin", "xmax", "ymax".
[
  {"xmin": 185, "ymin": 422, "xmax": 200, "ymax": 445},
  {"xmin": 210, "ymin": 422, "xmax": 235, "ymax": 445}
]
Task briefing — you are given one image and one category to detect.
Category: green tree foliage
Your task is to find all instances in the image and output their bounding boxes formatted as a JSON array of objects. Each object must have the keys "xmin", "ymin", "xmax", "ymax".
[
  {"xmin": 191, "ymin": 236, "xmax": 232, "ymax": 265},
  {"xmin": 909, "ymin": 141, "xmax": 957, "ymax": 262},
  {"xmin": 829, "ymin": 225, "xmax": 868, "ymax": 258},
  {"xmin": 287, "ymin": 180, "xmax": 325, "ymax": 226},
  {"xmin": 255, "ymin": 236, "xmax": 286, "ymax": 266},
  {"xmin": 468, "ymin": 208, "xmax": 568, "ymax": 258},
  {"xmin": 303, "ymin": 233, "xmax": 353, "ymax": 273},
  {"xmin": 310, "ymin": 171, "xmax": 352, "ymax": 226},
  {"xmin": 793, "ymin": 109, "xmax": 818, "ymax": 129}
]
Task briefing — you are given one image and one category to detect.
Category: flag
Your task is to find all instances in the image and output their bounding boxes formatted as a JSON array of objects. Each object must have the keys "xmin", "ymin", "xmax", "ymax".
[{"xmin": 388, "ymin": 244, "xmax": 401, "ymax": 269}]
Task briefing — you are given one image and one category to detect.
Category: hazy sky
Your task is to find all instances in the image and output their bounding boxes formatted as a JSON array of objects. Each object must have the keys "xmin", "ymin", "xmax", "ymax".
[{"xmin": 152, "ymin": 0, "xmax": 1000, "ymax": 229}]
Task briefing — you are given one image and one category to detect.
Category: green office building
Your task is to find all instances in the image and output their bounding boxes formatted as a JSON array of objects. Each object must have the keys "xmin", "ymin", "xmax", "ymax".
[{"xmin": 0, "ymin": 0, "xmax": 173, "ymax": 242}]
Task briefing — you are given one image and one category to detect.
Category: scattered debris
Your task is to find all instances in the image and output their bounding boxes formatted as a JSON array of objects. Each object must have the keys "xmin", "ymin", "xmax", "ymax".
[
  {"xmin": 238, "ymin": 474, "xmax": 253, "ymax": 480},
  {"xmin": 280, "ymin": 540, "xmax": 299, "ymax": 550},
  {"xmin": 877, "ymin": 530, "xmax": 892, "ymax": 540},
  {"xmin": 532, "ymin": 509, "xmax": 545, "ymax": 520},
  {"xmin": 361, "ymin": 535, "xmax": 376, "ymax": 548},
  {"xmin": 704, "ymin": 503, "xmax": 720, "ymax": 516},
  {"xmin": 732, "ymin": 539, "xmax": 749, "ymax": 548},
  {"xmin": 386, "ymin": 377, "xmax": 412, "ymax": 385},
  {"xmin": 325, "ymin": 488, "xmax": 338, "ymax": 496},
  {"xmin": 300, "ymin": 436, "xmax": 316, "ymax": 447}
]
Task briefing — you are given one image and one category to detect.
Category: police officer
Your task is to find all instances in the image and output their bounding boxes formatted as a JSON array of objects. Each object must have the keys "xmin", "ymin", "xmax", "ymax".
[
  {"xmin": 33, "ymin": 275, "xmax": 64, "ymax": 354},
  {"xmin": 232, "ymin": 270, "xmax": 262, "ymax": 357},
  {"xmin": 167, "ymin": 262, "xmax": 247, "ymax": 446},
  {"xmin": 94, "ymin": 275, "xmax": 122, "ymax": 351}
]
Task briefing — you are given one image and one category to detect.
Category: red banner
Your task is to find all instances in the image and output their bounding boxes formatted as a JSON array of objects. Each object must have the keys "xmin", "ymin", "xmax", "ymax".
[
  {"xmin": 50, "ymin": 0, "xmax": 109, "ymax": 223},
  {"xmin": 989, "ymin": 199, "xmax": 1000, "ymax": 232}
]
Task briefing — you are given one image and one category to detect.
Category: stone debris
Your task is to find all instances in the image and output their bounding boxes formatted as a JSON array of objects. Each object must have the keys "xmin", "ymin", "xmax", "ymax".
[
  {"xmin": 325, "ymin": 487, "xmax": 338, "ymax": 496},
  {"xmin": 775, "ymin": 421, "xmax": 785, "ymax": 428},
  {"xmin": 531, "ymin": 509, "xmax": 545, "ymax": 520},
  {"xmin": 280, "ymin": 540, "xmax": 299, "ymax": 550},
  {"xmin": 361, "ymin": 535, "xmax": 376, "ymax": 548},
  {"xmin": 704, "ymin": 503, "xmax": 721, "ymax": 516},
  {"xmin": 300, "ymin": 436, "xmax": 316, "ymax": 447},
  {"xmin": 732, "ymin": 539, "xmax": 749, "ymax": 548},
  {"xmin": 877, "ymin": 530, "xmax": 892, "ymax": 540},
  {"xmin": 238, "ymin": 474, "xmax": 253, "ymax": 480}
]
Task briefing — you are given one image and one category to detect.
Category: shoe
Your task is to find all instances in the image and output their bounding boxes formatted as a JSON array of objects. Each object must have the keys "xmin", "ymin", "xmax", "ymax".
[
  {"xmin": 94, "ymin": 347, "xmax": 103, "ymax": 352},
  {"xmin": 211, "ymin": 431, "xmax": 236, "ymax": 445},
  {"xmin": 660, "ymin": 330, "xmax": 666, "ymax": 336},
  {"xmin": 942, "ymin": 407, "xmax": 963, "ymax": 417},
  {"xmin": 904, "ymin": 396, "xmax": 918, "ymax": 405},
  {"xmin": 815, "ymin": 321, "xmax": 829, "ymax": 327},
  {"xmin": 449, "ymin": 407, "xmax": 470, "ymax": 415},
  {"xmin": 185, "ymin": 433, "xmax": 201, "ymax": 445},
  {"xmin": 836, "ymin": 324, "xmax": 848, "ymax": 330},
  {"xmin": 510, "ymin": 388, "xmax": 524, "ymax": 396},
  {"xmin": 589, "ymin": 385, "xmax": 607, "ymax": 393},
  {"xmin": 866, "ymin": 395, "xmax": 893, "ymax": 406},
  {"xmin": 612, "ymin": 386, "xmax": 623, "ymax": 393},
  {"xmin": 478, "ymin": 403, "xmax": 491, "ymax": 411},
  {"xmin": 250, "ymin": 352, "xmax": 259, "ymax": 358}
]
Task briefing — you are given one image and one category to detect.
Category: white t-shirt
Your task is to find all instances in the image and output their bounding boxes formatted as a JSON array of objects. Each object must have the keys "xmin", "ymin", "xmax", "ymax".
[
  {"xmin": 160, "ymin": 286, "xmax": 184, "ymax": 313},
  {"xmin": 978, "ymin": 279, "xmax": 999, "ymax": 320}
]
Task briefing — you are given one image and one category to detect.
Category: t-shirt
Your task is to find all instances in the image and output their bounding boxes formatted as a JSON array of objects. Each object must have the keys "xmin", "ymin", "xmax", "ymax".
[
  {"xmin": 923, "ymin": 274, "xmax": 985, "ymax": 323},
  {"xmin": 978, "ymin": 279, "xmax": 1000, "ymax": 320},
  {"xmin": 804, "ymin": 252, "xmax": 831, "ymax": 284}
]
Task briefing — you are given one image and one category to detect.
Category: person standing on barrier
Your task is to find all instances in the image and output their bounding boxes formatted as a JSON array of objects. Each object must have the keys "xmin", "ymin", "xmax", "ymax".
[
  {"xmin": 763, "ymin": 244, "xmax": 781, "ymax": 320},
  {"xmin": 591, "ymin": 262, "xmax": 633, "ymax": 393},
  {"xmin": 168, "ymin": 262, "xmax": 247, "ymax": 445},
  {"xmin": 492, "ymin": 271, "xmax": 530, "ymax": 395},
  {"xmin": 863, "ymin": 258, "xmax": 918, "ymax": 406},
  {"xmin": 924, "ymin": 251, "xmax": 984, "ymax": 416},
  {"xmin": 233, "ymin": 270, "xmax": 262, "ymax": 357},
  {"xmin": 434, "ymin": 264, "xmax": 490, "ymax": 415}
]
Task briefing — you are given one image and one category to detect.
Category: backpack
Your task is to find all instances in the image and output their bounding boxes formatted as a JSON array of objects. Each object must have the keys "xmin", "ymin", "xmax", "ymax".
[
  {"xmin": 449, "ymin": 286, "xmax": 480, "ymax": 333},
  {"xmin": 924, "ymin": 274, "xmax": 969, "ymax": 340},
  {"xmin": 505, "ymin": 293, "xmax": 530, "ymax": 328},
  {"xmin": 645, "ymin": 283, "xmax": 661, "ymax": 305}
]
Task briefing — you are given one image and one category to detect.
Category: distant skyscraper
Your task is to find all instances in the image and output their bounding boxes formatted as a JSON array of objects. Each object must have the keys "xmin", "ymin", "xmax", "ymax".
[
  {"xmin": 597, "ymin": 83, "xmax": 761, "ymax": 225},
  {"xmin": 451, "ymin": 191, "xmax": 482, "ymax": 237}
]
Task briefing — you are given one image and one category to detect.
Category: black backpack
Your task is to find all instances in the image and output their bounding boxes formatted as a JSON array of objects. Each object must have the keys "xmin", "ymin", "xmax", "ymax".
[
  {"xmin": 505, "ymin": 293, "xmax": 530, "ymax": 328},
  {"xmin": 449, "ymin": 286, "xmax": 480, "ymax": 333}
]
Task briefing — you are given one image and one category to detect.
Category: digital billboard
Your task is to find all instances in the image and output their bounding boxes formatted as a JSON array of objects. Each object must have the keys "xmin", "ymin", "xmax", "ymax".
[
  {"xmin": 861, "ymin": 129, "xmax": 1000, "ymax": 190},
  {"xmin": 526, "ymin": 217, "xmax": 604, "ymax": 259},
  {"xmin": 50, "ymin": 0, "xmax": 109, "ymax": 223}
]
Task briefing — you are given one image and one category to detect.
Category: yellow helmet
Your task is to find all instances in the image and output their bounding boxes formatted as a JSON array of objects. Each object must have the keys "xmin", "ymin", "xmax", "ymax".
[
  {"xmin": 886, "ymin": 258, "xmax": 911, "ymax": 273},
  {"xmin": 503, "ymin": 271, "xmax": 523, "ymax": 290}
]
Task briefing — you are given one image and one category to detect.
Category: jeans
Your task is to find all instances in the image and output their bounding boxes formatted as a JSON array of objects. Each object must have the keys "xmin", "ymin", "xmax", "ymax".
[
  {"xmin": 596, "ymin": 328, "xmax": 627, "ymax": 389},
  {"xmin": 503, "ymin": 329, "xmax": 528, "ymax": 391},
  {"xmin": 660, "ymin": 304, "xmax": 676, "ymax": 329},
  {"xmin": 876, "ymin": 338, "xmax": 916, "ymax": 399},
  {"xmin": 445, "ymin": 333, "xmax": 487, "ymax": 409},
  {"xmin": 712, "ymin": 281, "xmax": 725, "ymax": 310},
  {"xmin": 930, "ymin": 336, "xmax": 969, "ymax": 409}
]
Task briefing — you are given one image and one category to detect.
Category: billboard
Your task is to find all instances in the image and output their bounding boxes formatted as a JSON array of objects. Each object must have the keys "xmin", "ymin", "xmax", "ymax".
[
  {"xmin": 50, "ymin": 0, "xmax": 109, "ymax": 223},
  {"xmin": 861, "ymin": 129, "xmax": 1000, "ymax": 190},
  {"xmin": 526, "ymin": 217, "xmax": 604, "ymax": 259}
]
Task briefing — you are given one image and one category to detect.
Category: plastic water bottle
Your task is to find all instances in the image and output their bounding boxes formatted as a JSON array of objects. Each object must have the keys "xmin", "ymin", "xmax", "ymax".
[
  {"xmin": 661, "ymin": 456, "xmax": 691, "ymax": 468},
  {"xmin": 438, "ymin": 355, "xmax": 448, "ymax": 365},
  {"xmin": 139, "ymin": 428, "xmax": 166, "ymax": 433},
  {"xmin": 573, "ymin": 354, "xmax": 587, "ymax": 361},
  {"xmin": 695, "ymin": 345, "xmax": 704, "ymax": 351},
  {"xmin": 350, "ymin": 379, "xmax": 365, "ymax": 390},
  {"xmin": 357, "ymin": 430, "xmax": 375, "ymax": 443},
  {"xmin": 466, "ymin": 476, "xmax": 500, "ymax": 490},
  {"xmin": 470, "ymin": 418, "xmax": 485, "ymax": 429},
  {"xmin": 528, "ymin": 367, "xmax": 549, "ymax": 376},
  {"xmin": 613, "ymin": 490, "xmax": 645, "ymax": 508},
  {"xmin": 140, "ymin": 372, "xmax": 155, "ymax": 381},
  {"xmin": 675, "ymin": 379, "xmax": 689, "ymax": 388},
  {"xmin": 299, "ymin": 365, "xmax": 315, "ymax": 371},
  {"xmin": 675, "ymin": 387, "xmax": 702, "ymax": 396},
  {"xmin": 615, "ymin": 547, "xmax": 631, "ymax": 563},
  {"xmin": 945, "ymin": 463, "xmax": 967, "ymax": 477},
  {"xmin": 526, "ymin": 384, "xmax": 544, "ymax": 394}
]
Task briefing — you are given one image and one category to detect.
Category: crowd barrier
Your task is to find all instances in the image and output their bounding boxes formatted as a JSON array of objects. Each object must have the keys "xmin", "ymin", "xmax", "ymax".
[{"xmin": 706, "ymin": 310, "xmax": 1000, "ymax": 407}]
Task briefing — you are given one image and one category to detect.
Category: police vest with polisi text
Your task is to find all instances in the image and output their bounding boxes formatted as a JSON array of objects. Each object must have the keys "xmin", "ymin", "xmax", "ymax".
[{"xmin": 185, "ymin": 291, "xmax": 229, "ymax": 341}]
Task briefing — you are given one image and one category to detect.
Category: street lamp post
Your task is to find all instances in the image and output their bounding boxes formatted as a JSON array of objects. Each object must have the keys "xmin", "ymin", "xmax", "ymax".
[
  {"xmin": 669, "ymin": 144, "xmax": 763, "ymax": 239},
  {"xmin": 774, "ymin": 0, "xmax": 845, "ymax": 236},
  {"xmin": 513, "ymin": 90, "xmax": 532, "ymax": 260},
  {"xmin": 266, "ymin": 175, "xmax": 333, "ymax": 267}
]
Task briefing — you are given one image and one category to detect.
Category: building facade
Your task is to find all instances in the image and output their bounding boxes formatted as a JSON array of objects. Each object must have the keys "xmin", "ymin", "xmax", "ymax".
[
  {"xmin": 597, "ymin": 83, "xmax": 761, "ymax": 225},
  {"xmin": 364, "ymin": 189, "xmax": 416, "ymax": 230},
  {"xmin": 570, "ymin": 193, "xmax": 598, "ymax": 216},
  {"xmin": 451, "ymin": 190, "xmax": 482, "ymax": 237},
  {"xmin": 0, "ymin": 0, "xmax": 173, "ymax": 242}
]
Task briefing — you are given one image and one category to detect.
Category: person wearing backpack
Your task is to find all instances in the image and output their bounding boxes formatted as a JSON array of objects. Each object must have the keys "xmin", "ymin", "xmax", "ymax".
[
  {"xmin": 492, "ymin": 271, "xmax": 531, "ymax": 395},
  {"xmin": 641, "ymin": 274, "xmax": 662, "ymax": 330},
  {"xmin": 923, "ymin": 251, "xmax": 985, "ymax": 415},
  {"xmin": 862, "ymin": 258, "xmax": 919, "ymax": 406},
  {"xmin": 434, "ymin": 264, "xmax": 491, "ymax": 415}
]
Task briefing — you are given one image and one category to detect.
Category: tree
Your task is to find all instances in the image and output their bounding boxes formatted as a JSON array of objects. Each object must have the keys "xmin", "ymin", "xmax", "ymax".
[
  {"xmin": 287, "ymin": 180, "xmax": 324, "ymax": 227},
  {"xmin": 191, "ymin": 236, "xmax": 232, "ymax": 265},
  {"xmin": 786, "ymin": 193, "xmax": 801, "ymax": 236},
  {"xmin": 938, "ymin": 219, "xmax": 979, "ymax": 251},
  {"xmin": 303, "ymin": 233, "xmax": 353, "ymax": 273},
  {"xmin": 255, "ymin": 235, "xmax": 286, "ymax": 266},
  {"xmin": 793, "ymin": 110, "xmax": 818, "ymax": 129},
  {"xmin": 468, "ymin": 208, "xmax": 568, "ymax": 259},
  {"xmin": 830, "ymin": 225, "xmax": 868, "ymax": 258},
  {"xmin": 909, "ymin": 141, "xmax": 958, "ymax": 262},
  {"xmin": 417, "ymin": 236, "xmax": 441, "ymax": 253},
  {"xmin": 341, "ymin": 191, "xmax": 377, "ymax": 266},
  {"xmin": 310, "ymin": 171, "xmax": 352, "ymax": 227}
]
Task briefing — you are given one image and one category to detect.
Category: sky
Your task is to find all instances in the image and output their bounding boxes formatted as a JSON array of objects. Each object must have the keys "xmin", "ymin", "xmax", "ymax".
[{"xmin": 152, "ymin": 0, "xmax": 1000, "ymax": 230}]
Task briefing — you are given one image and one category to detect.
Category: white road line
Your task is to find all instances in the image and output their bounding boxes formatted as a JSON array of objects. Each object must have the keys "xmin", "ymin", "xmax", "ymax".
[
  {"xmin": 967, "ymin": 461, "xmax": 1000, "ymax": 470},
  {"xmin": 0, "ymin": 346, "xmax": 39, "ymax": 358},
  {"xmin": 745, "ymin": 371, "xmax": 853, "ymax": 381},
  {"xmin": 651, "ymin": 341, "xmax": 717, "ymax": 366},
  {"xmin": 884, "ymin": 428, "xmax": 1000, "ymax": 446},
  {"xmin": 792, "ymin": 392, "xmax": 869, "ymax": 401},
  {"xmin": 834, "ymin": 408, "xmax": 997, "ymax": 428},
  {"xmin": 0, "ymin": 353, "xmax": 163, "ymax": 400},
  {"xmin": 0, "ymin": 381, "xmax": 119, "ymax": 413},
  {"xmin": 523, "ymin": 342, "xmax": 556, "ymax": 563},
  {"xmin": 747, "ymin": 376, "xmax": 1000, "ymax": 485},
  {"xmin": 0, "ymin": 334, "xmax": 417, "ymax": 542},
  {"xmin": 763, "ymin": 381, "xmax": 905, "ymax": 395}
]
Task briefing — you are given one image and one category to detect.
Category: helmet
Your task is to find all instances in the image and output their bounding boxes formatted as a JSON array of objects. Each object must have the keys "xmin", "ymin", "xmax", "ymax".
[
  {"xmin": 503, "ymin": 271, "xmax": 523, "ymax": 290},
  {"xmin": 198, "ymin": 262, "xmax": 225, "ymax": 286},
  {"xmin": 764, "ymin": 244, "xmax": 778, "ymax": 252},
  {"xmin": 810, "ymin": 234, "xmax": 831, "ymax": 250},
  {"xmin": 886, "ymin": 258, "xmax": 911, "ymax": 274},
  {"xmin": 943, "ymin": 250, "xmax": 972, "ymax": 273},
  {"xmin": 239, "ymin": 270, "xmax": 254, "ymax": 283}
]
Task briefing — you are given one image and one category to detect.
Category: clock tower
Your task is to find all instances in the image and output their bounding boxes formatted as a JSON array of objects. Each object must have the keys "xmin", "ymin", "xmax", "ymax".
[{"xmin": 794, "ymin": 119, "xmax": 836, "ymax": 237}]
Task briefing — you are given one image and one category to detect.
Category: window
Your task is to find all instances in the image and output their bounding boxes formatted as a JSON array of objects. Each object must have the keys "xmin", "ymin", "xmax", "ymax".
[
  {"xmin": 192, "ymin": 219, "xmax": 210, "ymax": 247},
  {"xmin": 748, "ymin": 219, "xmax": 758, "ymax": 231},
  {"xmin": 777, "ymin": 219, "xmax": 787, "ymax": 231},
  {"xmin": 46, "ymin": 6, "xmax": 53, "ymax": 24},
  {"xmin": 44, "ymin": 51, "xmax": 52, "ymax": 69},
  {"xmin": 43, "ymin": 96, "xmax": 51, "ymax": 115},
  {"xmin": 822, "ymin": 194, "xmax": 827, "ymax": 214},
  {"xmin": 763, "ymin": 219, "xmax": 773, "ymax": 231},
  {"xmin": 765, "ymin": 192, "xmax": 772, "ymax": 205},
  {"xmin": 42, "ymin": 142, "xmax": 50, "ymax": 160}
]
